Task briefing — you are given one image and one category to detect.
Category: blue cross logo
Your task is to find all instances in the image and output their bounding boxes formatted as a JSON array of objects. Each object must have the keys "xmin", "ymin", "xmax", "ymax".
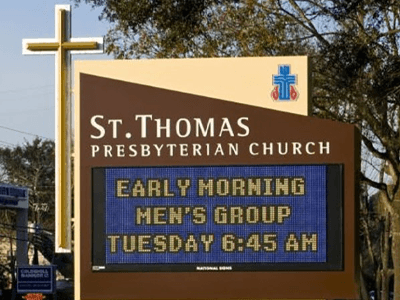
[{"xmin": 272, "ymin": 65, "xmax": 298, "ymax": 101}]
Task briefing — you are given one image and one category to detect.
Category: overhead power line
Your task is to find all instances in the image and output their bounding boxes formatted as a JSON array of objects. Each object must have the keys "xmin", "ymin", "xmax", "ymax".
[
  {"xmin": 0, "ymin": 125, "xmax": 51, "ymax": 140},
  {"xmin": 0, "ymin": 222, "xmax": 32, "ymax": 230},
  {"xmin": 0, "ymin": 234, "xmax": 30, "ymax": 242},
  {"xmin": 0, "ymin": 222, "xmax": 55, "ymax": 233},
  {"xmin": 0, "ymin": 140, "xmax": 16, "ymax": 147}
]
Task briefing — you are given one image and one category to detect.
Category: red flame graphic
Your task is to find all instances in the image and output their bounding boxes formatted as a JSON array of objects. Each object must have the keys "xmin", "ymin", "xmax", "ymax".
[
  {"xmin": 23, "ymin": 293, "xmax": 46, "ymax": 300},
  {"xmin": 271, "ymin": 86, "xmax": 279, "ymax": 100},
  {"xmin": 290, "ymin": 86, "xmax": 298, "ymax": 100}
]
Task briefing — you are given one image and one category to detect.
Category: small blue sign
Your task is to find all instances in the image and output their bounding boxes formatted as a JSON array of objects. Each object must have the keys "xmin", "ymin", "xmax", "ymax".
[
  {"xmin": 0, "ymin": 183, "xmax": 29, "ymax": 209},
  {"xmin": 17, "ymin": 266, "xmax": 56, "ymax": 294}
]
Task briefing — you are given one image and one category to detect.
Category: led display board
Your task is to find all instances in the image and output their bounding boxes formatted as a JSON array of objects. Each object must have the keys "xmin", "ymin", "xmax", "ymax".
[
  {"xmin": 92, "ymin": 164, "xmax": 342, "ymax": 272},
  {"xmin": 75, "ymin": 71, "xmax": 359, "ymax": 299}
]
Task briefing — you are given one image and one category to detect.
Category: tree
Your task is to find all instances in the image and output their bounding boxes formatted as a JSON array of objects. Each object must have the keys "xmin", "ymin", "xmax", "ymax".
[
  {"xmin": 0, "ymin": 138, "xmax": 55, "ymax": 231},
  {"xmin": 0, "ymin": 138, "xmax": 56, "ymax": 293},
  {"xmin": 74, "ymin": 0, "xmax": 311, "ymax": 58},
  {"xmin": 75, "ymin": 1, "xmax": 400, "ymax": 299}
]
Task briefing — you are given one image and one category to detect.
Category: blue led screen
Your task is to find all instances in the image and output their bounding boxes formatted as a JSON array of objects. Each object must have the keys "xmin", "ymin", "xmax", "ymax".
[{"xmin": 97, "ymin": 165, "xmax": 331, "ymax": 268}]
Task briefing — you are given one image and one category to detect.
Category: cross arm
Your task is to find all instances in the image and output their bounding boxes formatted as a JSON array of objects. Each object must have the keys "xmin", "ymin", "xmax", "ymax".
[
  {"xmin": 26, "ymin": 42, "xmax": 59, "ymax": 51},
  {"xmin": 63, "ymin": 41, "xmax": 98, "ymax": 50}
]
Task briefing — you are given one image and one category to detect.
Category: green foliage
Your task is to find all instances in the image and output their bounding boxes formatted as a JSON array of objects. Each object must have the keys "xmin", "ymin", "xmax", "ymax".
[
  {"xmin": 75, "ymin": 0, "xmax": 310, "ymax": 58},
  {"xmin": 0, "ymin": 138, "xmax": 55, "ymax": 230}
]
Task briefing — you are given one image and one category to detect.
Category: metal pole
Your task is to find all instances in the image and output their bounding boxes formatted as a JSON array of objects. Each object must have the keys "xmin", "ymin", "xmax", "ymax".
[{"xmin": 16, "ymin": 208, "xmax": 28, "ymax": 266}]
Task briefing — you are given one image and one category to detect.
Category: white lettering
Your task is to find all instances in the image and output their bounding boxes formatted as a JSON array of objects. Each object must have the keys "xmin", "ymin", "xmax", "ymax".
[
  {"xmin": 116, "ymin": 144, "xmax": 125, "ymax": 157},
  {"xmin": 91, "ymin": 145, "xmax": 99, "ymax": 157},
  {"xmin": 305, "ymin": 142, "xmax": 315, "ymax": 155},
  {"xmin": 90, "ymin": 115, "xmax": 105, "ymax": 139},
  {"xmin": 154, "ymin": 144, "xmax": 164, "ymax": 156},
  {"xmin": 278, "ymin": 142, "xmax": 288, "ymax": 155},
  {"xmin": 180, "ymin": 144, "xmax": 189, "ymax": 156},
  {"xmin": 237, "ymin": 117, "xmax": 250, "ymax": 137},
  {"xmin": 219, "ymin": 118, "xmax": 234, "ymax": 137},
  {"xmin": 176, "ymin": 118, "xmax": 191, "ymax": 138},
  {"xmin": 249, "ymin": 143, "xmax": 259, "ymax": 155},
  {"xmin": 166, "ymin": 144, "xmax": 177, "ymax": 156},
  {"xmin": 214, "ymin": 143, "xmax": 224, "ymax": 156},
  {"xmin": 292, "ymin": 142, "xmax": 302, "ymax": 155},
  {"xmin": 193, "ymin": 144, "xmax": 202, "ymax": 156},
  {"xmin": 129, "ymin": 144, "xmax": 137, "ymax": 157},
  {"xmin": 228, "ymin": 143, "xmax": 239, "ymax": 155},
  {"xmin": 194, "ymin": 118, "xmax": 214, "ymax": 137},
  {"xmin": 141, "ymin": 144, "xmax": 151, "ymax": 157},
  {"xmin": 155, "ymin": 118, "xmax": 171, "ymax": 138},
  {"xmin": 135, "ymin": 115, "xmax": 153, "ymax": 138},
  {"xmin": 263, "ymin": 142, "xmax": 273, "ymax": 155},
  {"xmin": 104, "ymin": 145, "xmax": 112, "ymax": 157},
  {"xmin": 108, "ymin": 119, "xmax": 122, "ymax": 138},
  {"xmin": 319, "ymin": 142, "xmax": 330, "ymax": 154}
]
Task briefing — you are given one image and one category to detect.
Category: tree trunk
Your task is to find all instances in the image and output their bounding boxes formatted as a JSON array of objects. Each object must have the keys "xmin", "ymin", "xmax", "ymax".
[
  {"xmin": 360, "ymin": 270, "xmax": 371, "ymax": 300},
  {"xmin": 377, "ymin": 270, "xmax": 382, "ymax": 300},
  {"xmin": 382, "ymin": 213, "xmax": 390, "ymax": 300},
  {"xmin": 392, "ymin": 197, "xmax": 400, "ymax": 300}
]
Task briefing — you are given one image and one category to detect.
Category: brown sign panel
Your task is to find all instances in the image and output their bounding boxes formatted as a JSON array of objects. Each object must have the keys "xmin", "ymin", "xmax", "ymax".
[{"xmin": 75, "ymin": 74, "xmax": 360, "ymax": 299}]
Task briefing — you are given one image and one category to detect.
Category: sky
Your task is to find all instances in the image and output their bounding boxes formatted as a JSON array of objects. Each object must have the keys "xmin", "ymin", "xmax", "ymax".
[{"xmin": 0, "ymin": 0, "xmax": 109, "ymax": 147}]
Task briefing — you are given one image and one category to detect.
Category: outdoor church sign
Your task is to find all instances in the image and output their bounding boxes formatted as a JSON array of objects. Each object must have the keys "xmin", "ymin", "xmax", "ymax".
[{"xmin": 74, "ymin": 58, "xmax": 359, "ymax": 299}]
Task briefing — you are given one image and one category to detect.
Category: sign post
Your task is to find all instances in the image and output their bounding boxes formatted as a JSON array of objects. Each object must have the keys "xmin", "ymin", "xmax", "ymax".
[
  {"xmin": 75, "ymin": 61, "xmax": 360, "ymax": 299},
  {"xmin": 22, "ymin": 5, "xmax": 104, "ymax": 252},
  {"xmin": 0, "ymin": 184, "xmax": 29, "ymax": 266}
]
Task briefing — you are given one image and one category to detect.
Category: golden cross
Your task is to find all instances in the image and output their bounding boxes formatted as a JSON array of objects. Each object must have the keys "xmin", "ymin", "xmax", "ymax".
[{"xmin": 23, "ymin": 5, "xmax": 103, "ymax": 252}]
